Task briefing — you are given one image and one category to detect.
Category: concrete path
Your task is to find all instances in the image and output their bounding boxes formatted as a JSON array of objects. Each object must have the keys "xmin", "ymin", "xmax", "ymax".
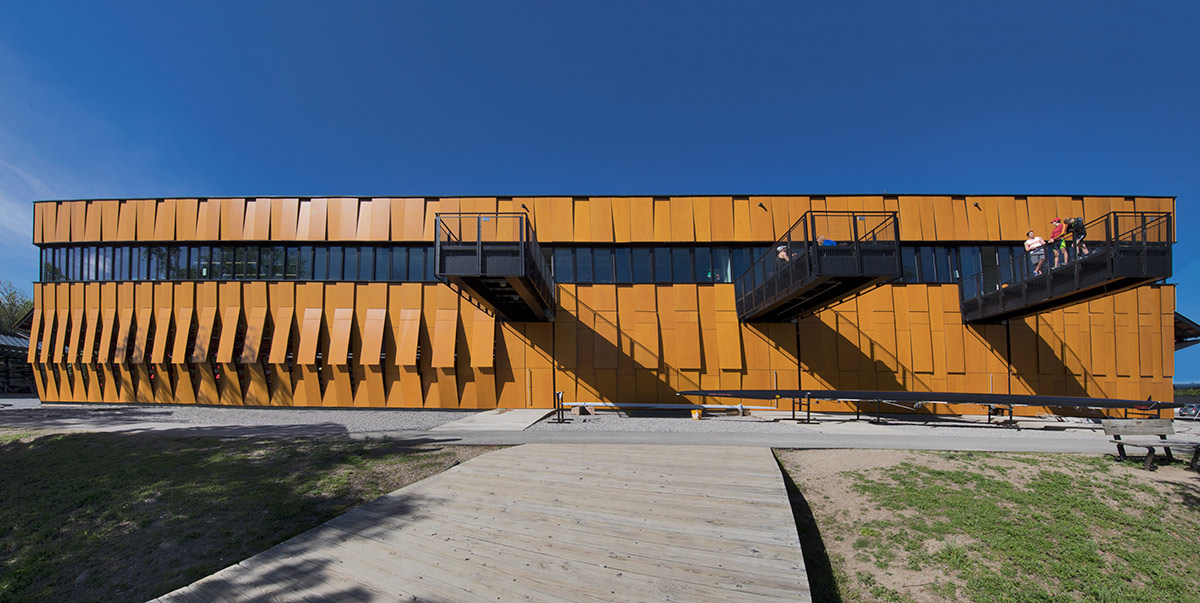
[
  {"xmin": 428, "ymin": 408, "xmax": 552, "ymax": 431},
  {"xmin": 154, "ymin": 444, "xmax": 809, "ymax": 602}
]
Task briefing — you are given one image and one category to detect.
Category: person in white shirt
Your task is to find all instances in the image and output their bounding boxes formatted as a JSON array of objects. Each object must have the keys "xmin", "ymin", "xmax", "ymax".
[{"xmin": 1024, "ymin": 230, "xmax": 1047, "ymax": 276}]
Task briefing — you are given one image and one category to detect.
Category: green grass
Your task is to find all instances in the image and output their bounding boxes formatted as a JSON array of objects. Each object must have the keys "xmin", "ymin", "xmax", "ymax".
[
  {"xmin": 779, "ymin": 451, "xmax": 1200, "ymax": 603},
  {"xmin": 0, "ymin": 429, "xmax": 496, "ymax": 602}
]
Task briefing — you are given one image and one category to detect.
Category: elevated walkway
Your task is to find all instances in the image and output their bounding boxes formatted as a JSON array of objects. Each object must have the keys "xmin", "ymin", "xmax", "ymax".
[
  {"xmin": 736, "ymin": 211, "xmax": 901, "ymax": 322},
  {"xmin": 961, "ymin": 212, "xmax": 1172, "ymax": 323},
  {"xmin": 435, "ymin": 212, "xmax": 556, "ymax": 321}
]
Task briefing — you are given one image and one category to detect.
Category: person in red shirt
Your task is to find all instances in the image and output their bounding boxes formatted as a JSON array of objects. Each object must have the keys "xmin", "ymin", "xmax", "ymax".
[{"xmin": 1048, "ymin": 218, "xmax": 1068, "ymax": 268}]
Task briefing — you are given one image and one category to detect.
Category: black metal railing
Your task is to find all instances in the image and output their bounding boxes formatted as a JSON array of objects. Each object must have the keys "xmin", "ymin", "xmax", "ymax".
[
  {"xmin": 960, "ymin": 211, "xmax": 1172, "ymax": 322},
  {"xmin": 734, "ymin": 211, "xmax": 901, "ymax": 319},
  {"xmin": 434, "ymin": 212, "xmax": 556, "ymax": 314}
]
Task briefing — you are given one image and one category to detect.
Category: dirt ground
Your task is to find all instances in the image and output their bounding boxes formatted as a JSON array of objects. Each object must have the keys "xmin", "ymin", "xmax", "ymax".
[{"xmin": 775, "ymin": 449, "xmax": 1200, "ymax": 602}]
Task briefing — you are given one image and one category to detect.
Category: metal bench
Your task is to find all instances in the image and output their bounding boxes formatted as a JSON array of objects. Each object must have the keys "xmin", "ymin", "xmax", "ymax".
[{"xmin": 1101, "ymin": 418, "xmax": 1200, "ymax": 471}]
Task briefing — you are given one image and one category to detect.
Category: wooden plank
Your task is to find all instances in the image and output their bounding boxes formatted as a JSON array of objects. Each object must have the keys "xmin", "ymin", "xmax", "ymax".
[{"xmin": 166, "ymin": 444, "xmax": 808, "ymax": 602}]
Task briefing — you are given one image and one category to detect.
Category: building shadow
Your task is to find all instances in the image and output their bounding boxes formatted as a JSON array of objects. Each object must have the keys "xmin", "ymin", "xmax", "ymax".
[{"xmin": 774, "ymin": 453, "xmax": 842, "ymax": 602}]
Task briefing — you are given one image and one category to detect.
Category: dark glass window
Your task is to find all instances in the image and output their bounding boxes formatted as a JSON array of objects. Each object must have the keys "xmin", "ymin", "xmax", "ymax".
[
  {"xmin": 712, "ymin": 248, "xmax": 730, "ymax": 283},
  {"xmin": 614, "ymin": 248, "xmax": 632, "ymax": 283},
  {"xmin": 408, "ymin": 247, "xmax": 425, "ymax": 281},
  {"xmin": 653, "ymin": 247, "xmax": 672, "ymax": 283},
  {"xmin": 575, "ymin": 248, "xmax": 593, "ymax": 282},
  {"xmin": 358, "ymin": 247, "xmax": 373, "ymax": 281},
  {"xmin": 314, "ymin": 247, "xmax": 327, "ymax": 280},
  {"xmin": 328, "ymin": 247, "xmax": 343, "ymax": 280},
  {"xmin": 554, "ymin": 248, "xmax": 574, "ymax": 283},
  {"xmin": 695, "ymin": 247, "xmax": 712, "ymax": 283},
  {"xmin": 390, "ymin": 247, "xmax": 407, "ymax": 281},
  {"xmin": 297, "ymin": 246, "xmax": 313, "ymax": 280},
  {"xmin": 917, "ymin": 246, "xmax": 935, "ymax": 282},
  {"xmin": 632, "ymin": 248, "xmax": 652, "ymax": 282},
  {"xmin": 731, "ymin": 248, "xmax": 751, "ymax": 282},
  {"xmin": 344, "ymin": 247, "xmax": 360, "ymax": 281},
  {"xmin": 900, "ymin": 247, "xmax": 918, "ymax": 282},
  {"xmin": 933, "ymin": 247, "xmax": 952, "ymax": 283},
  {"xmin": 671, "ymin": 247, "xmax": 692, "ymax": 283},
  {"xmin": 592, "ymin": 248, "xmax": 613, "ymax": 283},
  {"xmin": 425, "ymin": 246, "xmax": 435, "ymax": 281},
  {"xmin": 375, "ymin": 246, "xmax": 389, "ymax": 281}
]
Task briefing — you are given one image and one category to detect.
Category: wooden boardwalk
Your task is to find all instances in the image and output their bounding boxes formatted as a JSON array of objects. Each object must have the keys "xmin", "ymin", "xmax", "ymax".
[{"xmin": 155, "ymin": 444, "xmax": 809, "ymax": 602}]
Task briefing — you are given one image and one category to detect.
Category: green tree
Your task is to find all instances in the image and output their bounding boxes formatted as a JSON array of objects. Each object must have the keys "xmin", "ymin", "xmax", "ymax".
[{"xmin": 0, "ymin": 281, "xmax": 34, "ymax": 335}]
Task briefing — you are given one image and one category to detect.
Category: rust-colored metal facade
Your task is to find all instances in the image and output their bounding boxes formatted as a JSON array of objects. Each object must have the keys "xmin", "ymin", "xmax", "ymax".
[{"xmin": 28, "ymin": 195, "xmax": 1176, "ymax": 414}]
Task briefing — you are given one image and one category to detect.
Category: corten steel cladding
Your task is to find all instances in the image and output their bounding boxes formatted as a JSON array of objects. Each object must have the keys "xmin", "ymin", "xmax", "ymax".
[{"xmin": 28, "ymin": 195, "xmax": 1176, "ymax": 416}]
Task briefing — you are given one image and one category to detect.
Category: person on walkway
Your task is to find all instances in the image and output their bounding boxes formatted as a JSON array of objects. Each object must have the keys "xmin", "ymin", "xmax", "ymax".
[
  {"xmin": 1025, "ymin": 230, "xmax": 1047, "ymax": 276},
  {"xmin": 1069, "ymin": 217, "xmax": 1089, "ymax": 257},
  {"xmin": 1048, "ymin": 218, "xmax": 1068, "ymax": 268}
]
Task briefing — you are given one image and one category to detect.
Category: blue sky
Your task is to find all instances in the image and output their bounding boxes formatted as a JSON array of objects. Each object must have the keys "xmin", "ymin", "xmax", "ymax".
[{"xmin": 0, "ymin": 1, "xmax": 1197, "ymax": 378}]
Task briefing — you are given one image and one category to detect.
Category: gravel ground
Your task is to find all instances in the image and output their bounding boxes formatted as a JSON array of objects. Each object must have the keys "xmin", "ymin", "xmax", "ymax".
[
  {"xmin": 528, "ymin": 413, "xmax": 825, "ymax": 433},
  {"xmin": 0, "ymin": 401, "xmax": 476, "ymax": 433},
  {"xmin": 528, "ymin": 409, "xmax": 1200, "ymax": 440}
]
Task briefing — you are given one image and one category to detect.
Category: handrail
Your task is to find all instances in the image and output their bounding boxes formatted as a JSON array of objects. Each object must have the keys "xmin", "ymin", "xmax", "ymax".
[
  {"xmin": 959, "ymin": 211, "xmax": 1172, "ymax": 316},
  {"xmin": 733, "ymin": 211, "xmax": 900, "ymax": 318}
]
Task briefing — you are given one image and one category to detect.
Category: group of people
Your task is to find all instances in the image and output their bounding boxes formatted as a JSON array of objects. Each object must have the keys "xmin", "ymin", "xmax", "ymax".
[{"xmin": 1024, "ymin": 217, "xmax": 1088, "ymax": 276}]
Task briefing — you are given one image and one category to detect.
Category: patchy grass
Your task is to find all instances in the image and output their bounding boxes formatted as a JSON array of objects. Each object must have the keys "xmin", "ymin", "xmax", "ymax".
[
  {"xmin": 0, "ymin": 428, "xmax": 498, "ymax": 602},
  {"xmin": 777, "ymin": 450, "xmax": 1200, "ymax": 603}
]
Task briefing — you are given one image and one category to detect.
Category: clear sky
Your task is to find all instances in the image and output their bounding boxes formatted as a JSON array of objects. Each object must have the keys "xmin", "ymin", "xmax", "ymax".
[{"xmin": 1, "ymin": 1, "xmax": 1197, "ymax": 378}]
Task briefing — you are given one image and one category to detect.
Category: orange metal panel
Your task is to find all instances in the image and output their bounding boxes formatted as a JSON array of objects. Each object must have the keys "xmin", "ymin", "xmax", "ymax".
[
  {"xmin": 219, "ymin": 198, "xmax": 245, "ymax": 241},
  {"xmin": 309, "ymin": 197, "xmax": 329, "ymax": 240},
  {"xmin": 94, "ymin": 200, "xmax": 118, "ymax": 241},
  {"xmin": 151, "ymin": 305, "xmax": 172, "ymax": 364},
  {"xmin": 611, "ymin": 197, "xmax": 632, "ymax": 243},
  {"xmin": 653, "ymin": 197, "xmax": 671, "ymax": 242},
  {"xmin": 370, "ymin": 198, "xmax": 391, "ymax": 241},
  {"xmin": 84, "ymin": 201, "xmax": 102, "ymax": 241},
  {"xmin": 749, "ymin": 197, "xmax": 773, "ymax": 241},
  {"xmin": 250, "ymin": 198, "xmax": 272, "ymax": 240},
  {"xmin": 355, "ymin": 199, "xmax": 375, "ymax": 241},
  {"xmin": 33, "ymin": 203, "xmax": 44, "ymax": 244},
  {"xmin": 895, "ymin": 196, "xmax": 921, "ymax": 241},
  {"xmin": 216, "ymin": 306, "xmax": 241, "ymax": 363},
  {"xmin": 267, "ymin": 306, "xmax": 293, "ymax": 365},
  {"xmin": 239, "ymin": 306, "xmax": 268, "ymax": 363},
  {"xmin": 630, "ymin": 197, "xmax": 653, "ymax": 242},
  {"xmin": 195, "ymin": 199, "xmax": 219, "ymax": 240},
  {"xmin": 769, "ymin": 197, "xmax": 792, "ymax": 239},
  {"xmin": 43, "ymin": 202, "xmax": 61, "ymax": 242},
  {"xmin": 130, "ymin": 307, "xmax": 151, "ymax": 364},
  {"xmin": 670, "ymin": 197, "xmax": 694, "ymax": 241},
  {"xmin": 398, "ymin": 198, "xmax": 424, "ymax": 241},
  {"xmin": 422, "ymin": 199, "xmax": 440, "ymax": 242},
  {"xmin": 709, "ymin": 196, "xmax": 734, "ymax": 242},
  {"xmin": 66, "ymin": 307, "xmax": 83, "ymax": 365},
  {"xmin": 573, "ymin": 197, "xmax": 592, "ymax": 242},
  {"xmin": 431, "ymin": 308, "xmax": 458, "ymax": 368},
  {"xmin": 298, "ymin": 307, "xmax": 322, "ymax": 364},
  {"xmin": 326, "ymin": 307, "xmax": 353, "ymax": 365},
  {"xmin": 471, "ymin": 308, "xmax": 495, "ymax": 368},
  {"xmin": 328, "ymin": 197, "xmax": 359, "ymax": 240},
  {"xmin": 674, "ymin": 311, "xmax": 702, "ymax": 369},
  {"xmin": 733, "ymin": 198, "xmax": 752, "ymax": 241},
  {"xmin": 359, "ymin": 308, "xmax": 387, "ymax": 366},
  {"xmin": 393, "ymin": 308, "xmax": 421, "ymax": 367},
  {"xmin": 170, "ymin": 198, "xmax": 197, "ymax": 241},
  {"xmin": 929, "ymin": 196, "xmax": 954, "ymax": 239},
  {"xmin": 153, "ymin": 199, "xmax": 176, "ymax": 241},
  {"xmin": 116, "ymin": 201, "xmax": 137, "ymax": 241},
  {"xmin": 691, "ymin": 197, "xmax": 712, "ymax": 243},
  {"xmin": 59, "ymin": 201, "xmax": 76, "ymax": 242},
  {"xmin": 590, "ymin": 197, "xmax": 613, "ymax": 242},
  {"xmin": 269, "ymin": 198, "xmax": 297, "ymax": 240}
]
